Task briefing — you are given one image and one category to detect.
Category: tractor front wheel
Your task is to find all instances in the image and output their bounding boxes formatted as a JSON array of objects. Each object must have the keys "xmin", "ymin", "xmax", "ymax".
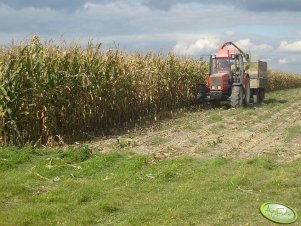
[
  {"xmin": 230, "ymin": 85, "xmax": 243, "ymax": 108},
  {"xmin": 196, "ymin": 84, "xmax": 208, "ymax": 103}
]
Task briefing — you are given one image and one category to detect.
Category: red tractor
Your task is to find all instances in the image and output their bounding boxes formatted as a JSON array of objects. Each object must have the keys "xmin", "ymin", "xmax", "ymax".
[{"xmin": 197, "ymin": 42, "xmax": 267, "ymax": 107}]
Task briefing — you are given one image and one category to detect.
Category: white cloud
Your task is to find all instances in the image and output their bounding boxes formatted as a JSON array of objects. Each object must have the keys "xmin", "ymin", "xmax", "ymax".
[
  {"xmin": 279, "ymin": 40, "xmax": 301, "ymax": 52},
  {"xmin": 278, "ymin": 58, "xmax": 288, "ymax": 64},
  {"xmin": 146, "ymin": 0, "xmax": 301, "ymax": 12},
  {"xmin": 277, "ymin": 56, "xmax": 301, "ymax": 65},
  {"xmin": 0, "ymin": 1, "xmax": 300, "ymax": 73},
  {"xmin": 173, "ymin": 35, "xmax": 220, "ymax": 55},
  {"xmin": 225, "ymin": 31, "xmax": 235, "ymax": 36},
  {"xmin": 173, "ymin": 37, "xmax": 273, "ymax": 56},
  {"xmin": 82, "ymin": 2, "xmax": 149, "ymax": 15},
  {"xmin": 235, "ymin": 39, "xmax": 273, "ymax": 52}
]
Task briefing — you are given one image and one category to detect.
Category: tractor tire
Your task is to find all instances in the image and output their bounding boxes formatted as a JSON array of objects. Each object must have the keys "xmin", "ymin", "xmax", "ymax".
[
  {"xmin": 259, "ymin": 89, "xmax": 265, "ymax": 103},
  {"xmin": 230, "ymin": 85, "xmax": 243, "ymax": 108},
  {"xmin": 196, "ymin": 84, "xmax": 208, "ymax": 103},
  {"xmin": 243, "ymin": 77, "xmax": 250, "ymax": 106},
  {"xmin": 253, "ymin": 93, "xmax": 259, "ymax": 104}
]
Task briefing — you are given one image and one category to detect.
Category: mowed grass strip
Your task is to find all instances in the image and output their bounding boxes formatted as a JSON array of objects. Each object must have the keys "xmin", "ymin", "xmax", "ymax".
[
  {"xmin": 286, "ymin": 125, "xmax": 301, "ymax": 141},
  {"xmin": 0, "ymin": 146, "xmax": 300, "ymax": 225}
]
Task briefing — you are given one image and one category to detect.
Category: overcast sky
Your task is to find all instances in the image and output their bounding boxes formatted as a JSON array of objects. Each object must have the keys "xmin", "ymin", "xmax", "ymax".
[{"xmin": 0, "ymin": 0, "xmax": 301, "ymax": 73}]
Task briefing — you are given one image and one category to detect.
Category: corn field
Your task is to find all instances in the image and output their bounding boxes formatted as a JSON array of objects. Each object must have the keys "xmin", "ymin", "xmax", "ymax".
[
  {"xmin": 267, "ymin": 70, "xmax": 301, "ymax": 91},
  {"xmin": 1, "ymin": 37, "xmax": 301, "ymax": 145},
  {"xmin": 0, "ymin": 37, "xmax": 207, "ymax": 145}
]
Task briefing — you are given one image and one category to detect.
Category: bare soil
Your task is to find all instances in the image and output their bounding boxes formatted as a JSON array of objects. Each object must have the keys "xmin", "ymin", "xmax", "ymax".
[{"xmin": 89, "ymin": 88, "xmax": 301, "ymax": 162}]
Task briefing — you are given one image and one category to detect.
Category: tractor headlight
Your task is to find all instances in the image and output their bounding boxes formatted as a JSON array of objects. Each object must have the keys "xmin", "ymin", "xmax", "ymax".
[
  {"xmin": 211, "ymin": 86, "xmax": 216, "ymax": 89},
  {"xmin": 217, "ymin": 86, "xmax": 222, "ymax": 89}
]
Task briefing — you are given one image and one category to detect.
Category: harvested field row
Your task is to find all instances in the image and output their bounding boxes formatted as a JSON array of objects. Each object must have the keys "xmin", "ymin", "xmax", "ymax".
[{"xmin": 90, "ymin": 88, "xmax": 301, "ymax": 163}]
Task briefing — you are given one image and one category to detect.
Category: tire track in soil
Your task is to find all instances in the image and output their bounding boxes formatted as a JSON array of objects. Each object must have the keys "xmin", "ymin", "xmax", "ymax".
[
  {"xmin": 227, "ymin": 104, "xmax": 301, "ymax": 159},
  {"xmin": 151, "ymin": 97, "xmax": 301, "ymax": 160},
  {"xmin": 89, "ymin": 89, "xmax": 301, "ymax": 162},
  {"xmin": 131, "ymin": 108, "xmax": 246, "ymax": 157}
]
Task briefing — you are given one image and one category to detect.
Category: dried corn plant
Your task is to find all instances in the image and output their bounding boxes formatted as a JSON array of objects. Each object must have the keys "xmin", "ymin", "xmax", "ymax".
[
  {"xmin": 267, "ymin": 70, "xmax": 301, "ymax": 91},
  {"xmin": 0, "ymin": 37, "xmax": 207, "ymax": 145}
]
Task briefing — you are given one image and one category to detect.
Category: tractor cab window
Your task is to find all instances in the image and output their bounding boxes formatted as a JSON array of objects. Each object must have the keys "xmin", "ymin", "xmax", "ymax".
[{"xmin": 210, "ymin": 57, "xmax": 230, "ymax": 74}]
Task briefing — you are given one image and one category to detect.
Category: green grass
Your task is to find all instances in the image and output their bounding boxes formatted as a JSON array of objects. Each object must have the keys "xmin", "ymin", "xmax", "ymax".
[
  {"xmin": 115, "ymin": 137, "xmax": 136, "ymax": 149},
  {"xmin": 258, "ymin": 112, "xmax": 273, "ymax": 121},
  {"xmin": 209, "ymin": 114, "xmax": 223, "ymax": 122},
  {"xmin": 147, "ymin": 136, "xmax": 169, "ymax": 145},
  {"xmin": 183, "ymin": 123, "xmax": 203, "ymax": 131},
  {"xmin": 194, "ymin": 146, "xmax": 210, "ymax": 154},
  {"xmin": 1, "ymin": 146, "xmax": 301, "ymax": 225},
  {"xmin": 286, "ymin": 125, "xmax": 301, "ymax": 141},
  {"xmin": 210, "ymin": 123, "xmax": 226, "ymax": 133}
]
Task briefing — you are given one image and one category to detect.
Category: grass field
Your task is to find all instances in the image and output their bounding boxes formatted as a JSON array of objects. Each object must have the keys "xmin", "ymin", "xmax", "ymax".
[
  {"xmin": 1, "ymin": 147, "xmax": 301, "ymax": 226},
  {"xmin": 1, "ymin": 88, "xmax": 301, "ymax": 225}
]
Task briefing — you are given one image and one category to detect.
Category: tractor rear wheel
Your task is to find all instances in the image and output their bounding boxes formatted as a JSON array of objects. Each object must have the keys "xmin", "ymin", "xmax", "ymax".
[
  {"xmin": 259, "ymin": 89, "xmax": 265, "ymax": 103},
  {"xmin": 230, "ymin": 85, "xmax": 243, "ymax": 108}
]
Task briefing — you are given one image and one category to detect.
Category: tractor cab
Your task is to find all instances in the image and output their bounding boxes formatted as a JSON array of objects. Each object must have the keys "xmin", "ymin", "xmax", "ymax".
[{"xmin": 209, "ymin": 53, "xmax": 244, "ymax": 86}]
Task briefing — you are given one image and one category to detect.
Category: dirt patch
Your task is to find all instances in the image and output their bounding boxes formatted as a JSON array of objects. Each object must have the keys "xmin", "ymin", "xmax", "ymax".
[{"xmin": 89, "ymin": 88, "xmax": 301, "ymax": 162}]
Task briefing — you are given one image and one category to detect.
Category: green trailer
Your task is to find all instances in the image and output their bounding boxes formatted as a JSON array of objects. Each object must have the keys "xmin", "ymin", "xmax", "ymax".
[{"xmin": 244, "ymin": 61, "xmax": 268, "ymax": 103}]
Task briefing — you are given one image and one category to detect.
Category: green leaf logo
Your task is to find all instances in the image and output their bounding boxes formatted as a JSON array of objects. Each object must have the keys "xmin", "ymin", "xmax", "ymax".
[{"xmin": 260, "ymin": 202, "xmax": 298, "ymax": 224}]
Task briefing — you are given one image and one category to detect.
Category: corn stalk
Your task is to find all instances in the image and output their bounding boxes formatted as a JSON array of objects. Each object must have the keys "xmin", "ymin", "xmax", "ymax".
[{"xmin": 0, "ymin": 37, "xmax": 207, "ymax": 145}]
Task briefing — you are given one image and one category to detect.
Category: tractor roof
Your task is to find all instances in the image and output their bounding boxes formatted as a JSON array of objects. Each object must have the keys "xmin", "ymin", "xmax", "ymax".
[
  {"xmin": 214, "ymin": 48, "xmax": 237, "ymax": 58},
  {"xmin": 212, "ymin": 41, "xmax": 249, "ymax": 61}
]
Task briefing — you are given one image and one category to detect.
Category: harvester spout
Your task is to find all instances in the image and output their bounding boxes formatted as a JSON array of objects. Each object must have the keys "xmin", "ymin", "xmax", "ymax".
[{"xmin": 218, "ymin": 42, "xmax": 250, "ymax": 62}]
